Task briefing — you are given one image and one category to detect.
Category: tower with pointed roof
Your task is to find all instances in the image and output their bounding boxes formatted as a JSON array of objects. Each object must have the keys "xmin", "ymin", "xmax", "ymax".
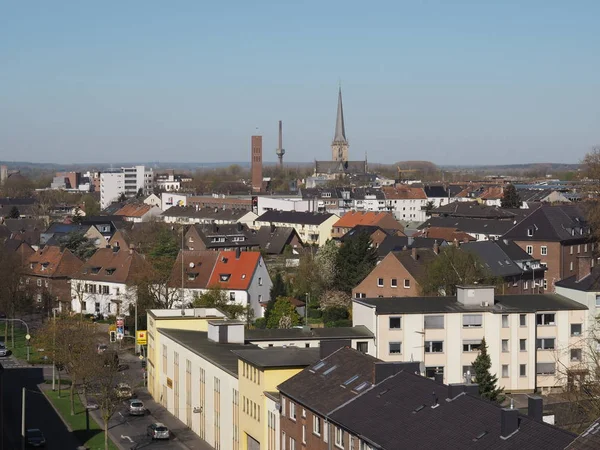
[{"xmin": 331, "ymin": 87, "xmax": 349, "ymax": 162}]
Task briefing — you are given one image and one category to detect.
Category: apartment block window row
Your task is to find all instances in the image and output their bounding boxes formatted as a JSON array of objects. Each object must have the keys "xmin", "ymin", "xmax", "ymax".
[
  {"xmin": 424, "ymin": 315, "xmax": 444, "ymax": 329},
  {"xmin": 242, "ymin": 395, "xmax": 260, "ymax": 422},
  {"xmin": 463, "ymin": 340, "xmax": 482, "ymax": 352},
  {"xmin": 462, "ymin": 314, "xmax": 482, "ymax": 328},
  {"xmin": 242, "ymin": 361, "xmax": 260, "ymax": 384},
  {"xmin": 536, "ymin": 362, "xmax": 556, "ymax": 375},
  {"xmin": 536, "ymin": 338, "xmax": 555, "ymax": 350},
  {"xmin": 537, "ymin": 313, "xmax": 556, "ymax": 326}
]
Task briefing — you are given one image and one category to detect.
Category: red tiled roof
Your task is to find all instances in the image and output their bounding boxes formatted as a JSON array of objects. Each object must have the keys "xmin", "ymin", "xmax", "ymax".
[
  {"xmin": 382, "ymin": 186, "xmax": 427, "ymax": 200},
  {"xmin": 115, "ymin": 204, "xmax": 153, "ymax": 218},
  {"xmin": 478, "ymin": 186, "xmax": 504, "ymax": 200},
  {"xmin": 208, "ymin": 251, "xmax": 262, "ymax": 290},
  {"xmin": 23, "ymin": 245, "xmax": 84, "ymax": 278},
  {"xmin": 414, "ymin": 227, "xmax": 475, "ymax": 242},
  {"xmin": 334, "ymin": 211, "xmax": 398, "ymax": 228}
]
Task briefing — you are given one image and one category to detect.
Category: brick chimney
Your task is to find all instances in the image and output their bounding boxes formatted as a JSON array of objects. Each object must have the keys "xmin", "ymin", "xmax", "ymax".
[
  {"xmin": 411, "ymin": 247, "xmax": 418, "ymax": 260},
  {"xmin": 577, "ymin": 256, "xmax": 592, "ymax": 282}
]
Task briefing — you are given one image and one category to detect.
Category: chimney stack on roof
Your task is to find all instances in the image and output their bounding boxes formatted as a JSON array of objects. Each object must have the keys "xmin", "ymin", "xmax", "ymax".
[
  {"xmin": 527, "ymin": 396, "xmax": 543, "ymax": 422},
  {"xmin": 500, "ymin": 408, "xmax": 520, "ymax": 439},
  {"xmin": 576, "ymin": 256, "xmax": 592, "ymax": 282},
  {"xmin": 235, "ymin": 247, "xmax": 241, "ymax": 259},
  {"xmin": 411, "ymin": 247, "xmax": 418, "ymax": 260},
  {"xmin": 433, "ymin": 240, "xmax": 439, "ymax": 255}
]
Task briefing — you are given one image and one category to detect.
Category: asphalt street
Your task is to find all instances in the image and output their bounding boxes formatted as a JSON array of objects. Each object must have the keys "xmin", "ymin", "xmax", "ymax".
[{"xmin": 1, "ymin": 364, "xmax": 81, "ymax": 450}]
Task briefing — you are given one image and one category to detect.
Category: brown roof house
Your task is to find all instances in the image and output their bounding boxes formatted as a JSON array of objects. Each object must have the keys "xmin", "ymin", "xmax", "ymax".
[
  {"xmin": 114, "ymin": 203, "xmax": 162, "ymax": 223},
  {"xmin": 331, "ymin": 211, "xmax": 404, "ymax": 239},
  {"xmin": 70, "ymin": 246, "xmax": 149, "ymax": 317},
  {"xmin": 353, "ymin": 247, "xmax": 438, "ymax": 299},
  {"xmin": 22, "ymin": 246, "xmax": 84, "ymax": 313}
]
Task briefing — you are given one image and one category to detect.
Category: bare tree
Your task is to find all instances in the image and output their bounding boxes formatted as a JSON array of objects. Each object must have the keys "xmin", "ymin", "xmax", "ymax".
[{"xmin": 581, "ymin": 147, "xmax": 600, "ymax": 243}]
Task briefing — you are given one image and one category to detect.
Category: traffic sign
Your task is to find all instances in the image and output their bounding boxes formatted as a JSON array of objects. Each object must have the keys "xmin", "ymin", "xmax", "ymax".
[{"xmin": 139, "ymin": 355, "xmax": 144, "ymax": 360}]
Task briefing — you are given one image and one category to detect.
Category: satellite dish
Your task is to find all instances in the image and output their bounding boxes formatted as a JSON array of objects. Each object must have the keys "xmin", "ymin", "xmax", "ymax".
[
  {"xmin": 419, "ymin": 362, "xmax": 425, "ymax": 374},
  {"xmin": 189, "ymin": 262, "xmax": 195, "ymax": 268}
]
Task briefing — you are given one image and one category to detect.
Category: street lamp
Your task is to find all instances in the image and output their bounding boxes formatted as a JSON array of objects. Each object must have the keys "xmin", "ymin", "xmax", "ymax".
[{"xmin": 51, "ymin": 308, "xmax": 59, "ymax": 391}]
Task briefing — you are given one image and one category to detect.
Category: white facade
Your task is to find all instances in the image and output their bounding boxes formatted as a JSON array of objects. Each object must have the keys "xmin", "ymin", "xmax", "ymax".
[
  {"xmin": 161, "ymin": 193, "xmax": 188, "ymax": 210},
  {"xmin": 352, "ymin": 290, "xmax": 589, "ymax": 392},
  {"xmin": 156, "ymin": 174, "xmax": 181, "ymax": 191},
  {"xmin": 386, "ymin": 198, "xmax": 428, "ymax": 222},
  {"xmin": 248, "ymin": 337, "xmax": 375, "ymax": 356},
  {"xmin": 256, "ymin": 197, "xmax": 312, "ymax": 216},
  {"xmin": 70, "ymin": 279, "xmax": 136, "ymax": 317},
  {"xmin": 143, "ymin": 194, "xmax": 162, "ymax": 208},
  {"xmin": 100, "ymin": 172, "xmax": 124, "ymax": 209},
  {"xmin": 159, "ymin": 330, "xmax": 239, "ymax": 450}
]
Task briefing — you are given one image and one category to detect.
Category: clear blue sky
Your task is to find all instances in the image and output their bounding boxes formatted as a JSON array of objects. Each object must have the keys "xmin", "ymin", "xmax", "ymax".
[{"xmin": 1, "ymin": 1, "xmax": 599, "ymax": 165}]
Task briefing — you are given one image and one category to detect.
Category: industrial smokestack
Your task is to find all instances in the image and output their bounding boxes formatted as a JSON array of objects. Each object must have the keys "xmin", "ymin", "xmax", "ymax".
[{"xmin": 275, "ymin": 120, "xmax": 285, "ymax": 167}]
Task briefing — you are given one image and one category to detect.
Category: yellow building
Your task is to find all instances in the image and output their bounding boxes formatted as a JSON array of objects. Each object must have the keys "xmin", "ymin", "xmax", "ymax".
[
  {"xmin": 233, "ymin": 348, "xmax": 320, "ymax": 450},
  {"xmin": 146, "ymin": 307, "xmax": 227, "ymax": 399}
]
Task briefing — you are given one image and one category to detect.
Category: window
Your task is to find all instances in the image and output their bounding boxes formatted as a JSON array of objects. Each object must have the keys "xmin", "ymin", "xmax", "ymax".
[
  {"xmin": 289, "ymin": 437, "xmax": 296, "ymax": 450},
  {"xmin": 302, "ymin": 425, "xmax": 306, "ymax": 444},
  {"xmin": 356, "ymin": 341, "xmax": 369, "ymax": 354},
  {"xmin": 585, "ymin": 244, "xmax": 588, "ymax": 252},
  {"xmin": 282, "ymin": 432, "xmax": 286, "ymax": 450},
  {"xmin": 502, "ymin": 339, "xmax": 509, "ymax": 352},
  {"xmin": 391, "ymin": 278, "xmax": 398, "ymax": 288},
  {"xmin": 389, "ymin": 317, "xmax": 401, "ymax": 329},
  {"xmin": 596, "ymin": 295, "xmax": 600, "ymax": 308},
  {"xmin": 229, "ymin": 292, "xmax": 235, "ymax": 301},
  {"xmin": 463, "ymin": 314, "xmax": 482, "ymax": 327},
  {"xmin": 335, "ymin": 427, "xmax": 344, "ymax": 448},
  {"xmin": 520, "ymin": 339, "xmax": 527, "ymax": 351},
  {"xmin": 502, "ymin": 315, "xmax": 509, "ymax": 328},
  {"xmin": 289, "ymin": 401, "xmax": 296, "ymax": 420},
  {"xmin": 541, "ymin": 246, "xmax": 547, "ymax": 256},
  {"xmin": 463, "ymin": 340, "xmax": 482, "ymax": 352},
  {"xmin": 526, "ymin": 245, "xmax": 533, "ymax": 255},
  {"xmin": 424, "ymin": 315, "xmax": 444, "ymax": 329},
  {"xmin": 404, "ymin": 279, "xmax": 410, "ymax": 288},
  {"xmin": 324, "ymin": 422, "xmax": 329, "ymax": 444},
  {"xmin": 389, "ymin": 342, "xmax": 402, "ymax": 354},
  {"xmin": 520, "ymin": 364, "xmax": 527, "ymax": 377},
  {"xmin": 463, "ymin": 366, "xmax": 474, "ymax": 382},
  {"xmin": 570, "ymin": 261, "xmax": 574, "ymax": 271},
  {"xmin": 571, "ymin": 324, "xmax": 582, "ymax": 336},
  {"xmin": 520, "ymin": 314, "xmax": 527, "ymax": 327},
  {"xmin": 425, "ymin": 366, "xmax": 444, "ymax": 379},
  {"xmin": 313, "ymin": 415, "xmax": 321, "ymax": 436},
  {"xmin": 571, "ymin": 348, "xmax": 582, "ymax": 361},
  {"xmin": 524, "ymin": 280, "xmax": 529, "ymax": 290},
  {"xmin": 537, "ymin": 313, "xmax": 555, "ymax": 326},
  {"xmin": 578, "ymin": 245, "xmax": 581, "ymax": 254},
  {"xmin": 570, "ymin": 246, "xmax": 574, "ymax": 255},
  {"xmin": 543, "ymin": 279, "xmax": 548, "ymax": 290},
  {"xmin": 536, "ymin": 362, "xmax": 556, "ymax": 375},
  {"xmin": 425, "ymin": 341, "xmax": 444, "ymax": 353},
  {"xmin": 377, "ymin": 278, "xmax": 384, "ymax": 287},
  {"xmin": 502, "ymin": 365, "xmax": 509, "ymax": 378},
  {"xmin": 536, "ymin": 338, "xmax": 555, "ymax": 350},
  {"xmin": 302, "ymin": 408, "xmax": 306, "ymax": 418},
  {"xmin": 258, "ymin": 277, "xmax": 263, "ymax": 286}
]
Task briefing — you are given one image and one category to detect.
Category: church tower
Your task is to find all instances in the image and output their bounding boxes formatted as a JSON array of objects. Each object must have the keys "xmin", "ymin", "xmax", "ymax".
[{"xmin": 331, "ymin": 87, "xmax": 349, "ymax": 162}]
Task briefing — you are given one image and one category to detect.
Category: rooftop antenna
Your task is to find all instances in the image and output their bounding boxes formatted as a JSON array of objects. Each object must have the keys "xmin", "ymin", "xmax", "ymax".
[{"xmin": 275, "ymin": 120, "xmax": 285, "ymax": 168}]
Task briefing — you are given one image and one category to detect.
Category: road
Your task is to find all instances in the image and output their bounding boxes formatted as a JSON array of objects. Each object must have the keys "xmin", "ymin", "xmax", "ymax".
[{"xmin": 1, "ymin": 363, "xmax": 81, "ymax": 450}]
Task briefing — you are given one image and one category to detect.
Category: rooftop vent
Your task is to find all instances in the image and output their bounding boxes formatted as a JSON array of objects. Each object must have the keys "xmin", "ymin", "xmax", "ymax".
[{"xmin": 412, "ymin": 404, "xmax": 426, "ymax": 414}]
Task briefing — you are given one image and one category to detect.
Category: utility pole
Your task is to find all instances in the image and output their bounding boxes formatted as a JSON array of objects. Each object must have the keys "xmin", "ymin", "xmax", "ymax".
[
  {"xmin": 134, "ymin": 300, "xmax": 138, "ymax": 355},
  {"xmin": 21, "ymin": 387, "xmax": 25, "ymax": 450},
  {"xmin": 52, "ymin": 308, "xmax": 57, "ymax": 390}
]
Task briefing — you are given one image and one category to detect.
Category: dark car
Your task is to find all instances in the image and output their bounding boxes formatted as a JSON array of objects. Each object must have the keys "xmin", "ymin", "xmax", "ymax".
[
  {"xmin": 26, "ymin": 428, "xmax": 46, "ymax": 447},
  {"xmin": 147, "ymin": 423, "xmax": 169, "ymax": 440}
]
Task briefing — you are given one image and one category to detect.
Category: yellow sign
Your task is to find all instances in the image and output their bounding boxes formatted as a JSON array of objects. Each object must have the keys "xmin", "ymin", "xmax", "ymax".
[
  {"xmin": 109, "ymin": 324, "xmax": 116, "ymax": 332},
  {"xmin": 136, "ymin": 330, "xmax": 147, "ymax": 345}
]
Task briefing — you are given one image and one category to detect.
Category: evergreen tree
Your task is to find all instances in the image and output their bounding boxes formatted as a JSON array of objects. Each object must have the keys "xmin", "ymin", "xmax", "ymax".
[
  {"xmin": 7, "ymin": 206, "xmax": 20, "ymax": 219},
  {"xmin": 472, "ymin": 338, "xmax": 505, "ymax": 402},
  {"xmin": 334, "ymin": 232, "xmax": 378, "ymax": 293},
  {"xmin": 58, "ymin": 232, "xmax": 97, "ymax": 260},
  {"xmin": 117, "ymin": 192, "xmax": 127, "ymax": 203},
  {"xmin": 501, "ymin": 184, "xmax": 522, "ymax": 208},
  {"xmin": 265, "ymin": 272, "xmax": 287, "ymax": 322}
]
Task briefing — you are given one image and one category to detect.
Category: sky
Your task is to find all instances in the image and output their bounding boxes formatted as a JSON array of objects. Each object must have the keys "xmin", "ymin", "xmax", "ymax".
[{"xmin": 1, "ymin": 1, "xmax": 599, "ymax": 166}]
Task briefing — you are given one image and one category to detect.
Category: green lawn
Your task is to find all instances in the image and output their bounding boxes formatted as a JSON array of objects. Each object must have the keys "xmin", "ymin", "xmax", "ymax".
[
  {"xmin": 44, "ymin": 389, "xmax": 119, "ymax": 450},
  {"xmin": 0, "ymin": 324, "xmax": 46, "ymax": 364}
]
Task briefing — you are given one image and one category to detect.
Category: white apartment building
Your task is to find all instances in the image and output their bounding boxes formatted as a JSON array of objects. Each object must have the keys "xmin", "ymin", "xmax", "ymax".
[
  {"xmin": 100, "ymin": 165, "xmax": 154, "ymax": 209},
  {"xmin": 352, "ymin": 285, "xmax": 589, "ymax": 393}
]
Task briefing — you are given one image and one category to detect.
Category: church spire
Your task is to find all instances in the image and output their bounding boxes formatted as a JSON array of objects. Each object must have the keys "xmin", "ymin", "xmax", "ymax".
[{"xmin": 333, "ymin": 86, "xmax": 347, "ymax": 144}]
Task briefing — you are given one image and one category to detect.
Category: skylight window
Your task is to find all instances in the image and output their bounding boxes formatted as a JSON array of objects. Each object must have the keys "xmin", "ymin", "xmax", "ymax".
[
  {"xmin": 311, "ymin": 361, "xmax": 326, "ymax": 372},
  {"xmin": 353, "ymin": 381, "xmax": 371, "ymax": 392},
  {"xmin": 342, "ymin": 375, "xmax": 359, "ymax": 386},
  {"xmin": 219, "ymin": 274, "xmax": 231, "ymax": 282},
  {"xmin": 323, "ymin": 365, "xmax": 338, "ymax": 375}
]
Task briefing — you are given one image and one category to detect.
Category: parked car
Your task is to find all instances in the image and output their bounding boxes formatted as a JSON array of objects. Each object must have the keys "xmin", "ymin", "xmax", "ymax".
[
  {"xmin": 115, "ymin": 383, "xmax": 133, "ymax": 399},
  {"xmin": 128, "ymin": 399, "xmax": 145, "ymax": 416},
  {"xmin": 147, "ymin": 423, "xmax": 169, "ymax": 440},
  {"xmin": 26, "ymin": 428, "xmax": 46, "ymax": 447},
  {"xmin": 96, "ymin": 344, "xmax": 108, "ymax": 354},
  {"xmin": 0, "ymin": 342, "xmax": 7, "ymax": 357}
]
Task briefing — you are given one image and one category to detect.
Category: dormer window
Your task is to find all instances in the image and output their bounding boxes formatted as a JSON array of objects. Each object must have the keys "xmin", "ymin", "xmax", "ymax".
[
  {"xmin": 41, "ymin": 262, "xmax": 49, "ymax": 271},
  {"xmin": 219, "ymin": 274, "xmax": 231, "ymax": 282},
  {"xmin": 527, "ymin": 228, "xmax": 534, "ymax": 237},
  {"xmin": 29, "ymin": 263, "xmax": 34, "ymax": 269},
  {"xmin": 187, "ymin": 273, "xmax": 198, "ymax": 281},
  {"xmin": 105, "ymin": 268, "xmax": 116, "ymax": 275},
  {"xmin": 91, "ymin": 267, "xmax": 101, "ymax": 274}
]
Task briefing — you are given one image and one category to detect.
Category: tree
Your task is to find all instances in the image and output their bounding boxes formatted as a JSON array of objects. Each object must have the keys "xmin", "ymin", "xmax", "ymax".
[
  {"xmin": 7, "ymin": 206, "xmax": 20, "ymax": 219},
  {"xmin": 500, "ymin": 184, "xmax": 522, "ymax": 208},
  {"xmin": 420, "ymin": 246, "xmax": 497, "ymax": 296},
  {"xmin": 322, "ymin": 306, "xmax": 350, "ymax": 328},
  {"xmin": 81, "ymin": 194, "xmax": 100, "ymax": 217},
  {"xmin": 0, "ymin": 246, "xmax": 28, "ymax": 346},
  {"xmin": 265, "ymin": 272, "xmax": 287, "ymax": 323},
  {"xmin": 334, "ymin": 232, "xmax": 378, "ymax": 293},
  {"xmin": 315, "ymin": 240, "xmax": 339, "ymax": 290},
  {"xmin": 192, "ymin": 286, "xmax": 246, "ymax": 320},
  {"xmin": 117, "ymin": 192, "xmax": 127, "ymax": 203},
  {"xmin": 266, "ymin": 297, "xmax": 301, "ymax": 329},
  {"xmin": 136, "ymin": 187, "xmax": 144, "ymax": 198},
  {"xmin": 424, "ymin": 201, "xmax": 435, "ymax": 217},
  {"xmin": 472, "ymin": 338, "xmax": 504, "ymax": 403},
  {"xmin": 581, "ymin": 147, "xmax": 600, "ymax": 243},
  {"xmin": 58, "ymin": 232, "xmax": 97, "ymax": 260}
]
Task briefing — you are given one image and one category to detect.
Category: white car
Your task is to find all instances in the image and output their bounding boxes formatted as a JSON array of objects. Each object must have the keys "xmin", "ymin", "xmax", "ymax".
[{"xmin": 0, "ymin": 342, "xmax": 7, "ymax": 357}]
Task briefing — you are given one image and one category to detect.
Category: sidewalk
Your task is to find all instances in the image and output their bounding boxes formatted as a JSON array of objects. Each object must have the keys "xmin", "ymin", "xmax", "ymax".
[{"xmin": 135, "ymin": 388, "xmax": 213, "ymax": 450}]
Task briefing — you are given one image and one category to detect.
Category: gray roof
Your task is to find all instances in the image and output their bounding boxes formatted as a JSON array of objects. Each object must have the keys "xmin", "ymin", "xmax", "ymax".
[
  {"xmin": 314, "ymin": 160, "xmax": 367, "ymax": 175},
  {"xmin": 333, "ymin": 87, "xmax": 347, "ymax": 144},
  {"xmin": 245, "ymin": 325, "xmax": 374, "ymax": 342},
  {"xmin": 232, "ymin": 347, "xmax": 320, "ymax": 369},
  {"xmin": 355, "ymin": 293, "xmax": 587, "ymax": 315},
  {"xmin": 555, "ymin": 265, "xmax": 600, "ymax": 292},
  {"xmin": 330, "ymin": 370, "xmax": 576, "ymax": 450},
  {"xmin": 565, "ymin": 417, "xmax": 600, "ymax": 450},
  {"xmin": 461, "ymin": 241, "xmax": 537, "ymax": 278},
  {"xmin": 503, "ymin": 205, "xmax": 591, "ymax": 243},
  {"xmin": 376, "ymin": 235, "xmax": 446, "ymax": 256},
  {"xmin": 158, "ymin": 329, "xmax": 256, "ymax": 377},
  {"xmin": 254, "ymin": 226, "xmax": 299, "ymax": 254},
  {"xmin": 431, "ymin": 201, "xmax": 526, "ymax": 219},
  {"xmin": 256, "ymin": 210, "xmax": 334, "ymax": 226},
  {"xmin": 162, "ymin": 206, "xmax": 248, "ymax": 221},
  {"xmin": 418, "ymin": 216, "xmax": 519, "ymax": 236}
]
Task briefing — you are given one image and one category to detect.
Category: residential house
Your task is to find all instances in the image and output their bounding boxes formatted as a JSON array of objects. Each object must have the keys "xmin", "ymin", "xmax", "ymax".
[
  {"xmin": 352, "ymin": 285, "xmax": 589, "ymax": 391},
  {"xmin": 413, "ymin": 226, "xmax": 476, "ymax": 243},
  {"xmin": 3, "ymin": 238, "xmax": 35, "ymax": 262},
  {"xmin": 478, "ymin": 186, "xmax": 504, "ymax": 206},
  {"xmin": 162, "ymin": 206, "xmax": 257, "ymax": 226},
  {"xmin": 349, "ymin": 188, "xmax": 387, "ymax": 213},
  {"xmin": 40, "ymin": 223, "xmax": 105, "ymax": 248},
  {"xmin": 81, "ymin": 216, "xmax": 125, "ymax": 241},
  {"xmin": 22, "ymin": 246, "xmax": 83, "ymax": 311},
  {"xmin": 418, "ymin": 216, "xmax": 522, "ymax": 241},
  {"xmin": 331, "ymin": 211, "xmax": 404, "ymax": 239},
  {"xmin": 502, "ymin": 205, "xmax": 594, "ymax": 289},
  {"xmin": 253, "ymin": 226, "xmax": 303, "ymax": 255},
  {"xmin": 518, "ymin": 189, "xmax": 572, "ymax": 208},
  {"xmin": 376, "ymin": 235, "xmax": 448, "ymax": 258},
  {"xmin": 70, "ymin": 246, "xmax": 149, "ymax": 316},
  {"xmin": 338, "ymin": 225, "xmax": 394, "ymax": 249},
  {"xmin": 353, "ymin": 247, "xmax": 438, "ymax": 299},
  {"xmin": 167, "ymin": 249, "xmax": 272, "ymax": 319},
  {"xmin": 424, "ymin": 185, "xmax": 453, "ymax": 208},
  {"xmin": 382, "ymin": 185, "xmax": 428, "ymax": 222},
  {"xmin": 328, "ymin": 369, "xmax": 577, "ymax": 450},
  {"xmin": 253, "ymin": 211, "xmax": 339, "ymax": 247},
  {"xmin": 555, "ymin": 255, "xmax": 600, "ymax": 317},
  {"xmin": 185, "ymin": 223, "xmax": 259, "ymax": 252},
  {"xmin": 114, "ymin": 203, "xmax": 162, "ymax": 223},
  {"xmin": 462, "ymin": 240, "xmax": 547, "ymax": 294},
  {"xmin": 429, "ymin": 201, "xmax": 530, "ymax": 221},
  {"xmin": 142, "ymin": 193, "xmax": 162, "ymax": 208}
]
